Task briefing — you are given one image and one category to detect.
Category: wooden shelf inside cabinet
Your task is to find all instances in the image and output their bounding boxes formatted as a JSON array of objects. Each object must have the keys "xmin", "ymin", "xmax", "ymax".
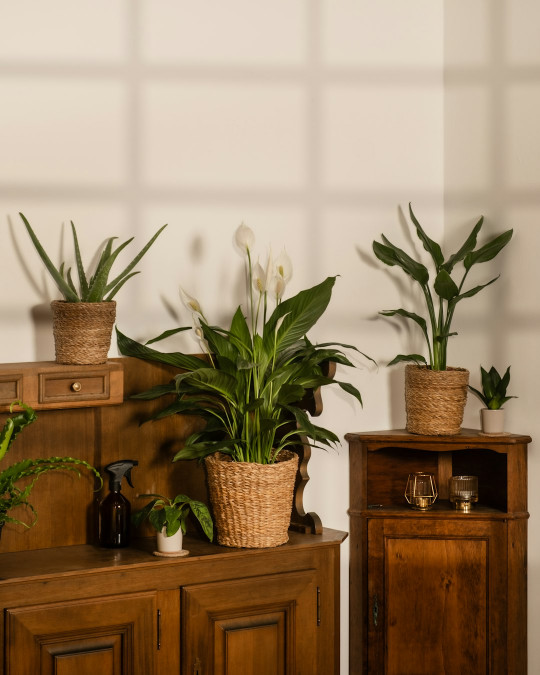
[
  {"xmin": 0, "ymin": 360, "xmax": 124, "ymax": 410},
  {"xmin": 346, "ymin": 429, "xmax": 532, "ymax": 675}
]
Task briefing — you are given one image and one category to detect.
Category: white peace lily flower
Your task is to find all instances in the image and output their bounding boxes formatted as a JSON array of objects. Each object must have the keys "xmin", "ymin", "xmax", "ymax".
[
  {"xmin": 191, "ymin": 312, "xmax": 209, "ymax": 352},
  {"xmin": 179, "ymin": 286, "xmax": 204, "ymax": 317},
  {"xmin": 252, "ymin": 261, "xmax": 267, "ymax": 294},
  {"xmin": 268, "ymin": 275, "xmax": 287, "ymax": 300},
  {"xmin": 234, "ymin": 222, "xmax": 255, "ymax": 255},
  {"xmin": 274, "ymin": 249, "xmax": 292, "ymax": 283}
]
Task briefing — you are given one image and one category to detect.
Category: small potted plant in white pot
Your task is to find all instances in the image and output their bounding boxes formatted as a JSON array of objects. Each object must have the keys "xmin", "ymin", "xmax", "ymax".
[
  {"xmin": 132, "ymin": 493, "xmax": 213, "ymax": 556},
  {"xmin": 372, "ymin": 203, "xmax": 513, "ymax": 435},
  {"xmin": 20, "ymin": 213, "xmax": 167, "ymax": 365},
  {"xmin": 469, "ymin": 365, "xmax": 516, "ymax": 435}
]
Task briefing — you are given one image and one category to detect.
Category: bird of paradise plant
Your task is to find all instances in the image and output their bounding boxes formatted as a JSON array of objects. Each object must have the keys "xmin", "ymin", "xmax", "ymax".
[
  {"xmin": 0, "ymin": 401, "xmax": 102, "ymax": 530},
  {"xmin": 117, "ymin": 223, "xmax": 374, "ymax": 464}
]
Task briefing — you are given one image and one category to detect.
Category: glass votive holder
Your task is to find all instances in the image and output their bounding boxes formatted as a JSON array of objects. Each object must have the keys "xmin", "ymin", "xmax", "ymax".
[
  {"xmin": 449, "ymin": 475, "xmax": 479, "ymax": 512},
  {"xmin": 405, "ymin": 472, "xmax": 438, "ymax": 510}
]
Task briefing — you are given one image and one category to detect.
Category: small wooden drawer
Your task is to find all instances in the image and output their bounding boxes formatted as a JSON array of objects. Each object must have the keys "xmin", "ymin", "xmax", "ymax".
[
  {"xmin": 39, "ymin": 369, "xmax": 111, "ymax": 404},
  {"xmin": 0, "ymin": 360, "xmax": 124, "ymax": 411},
  {"xmin": 0, "ymin": 373, "xmax": 23, "ymax": 405}
]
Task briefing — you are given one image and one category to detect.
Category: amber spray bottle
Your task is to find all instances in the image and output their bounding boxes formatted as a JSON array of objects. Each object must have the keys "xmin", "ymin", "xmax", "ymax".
[{"xmin": 99, "ymin": 460, "xmax": 138, "ymax": 548}]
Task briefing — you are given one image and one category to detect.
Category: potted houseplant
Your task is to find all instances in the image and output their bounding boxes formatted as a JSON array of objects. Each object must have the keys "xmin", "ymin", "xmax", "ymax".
[
  {"xmin": 373, "ymin": 203, "xmax": 512, "ymax": 435},
  {"xmin": 132, "ymin": 492, "xmax": 213, "ymax": 556},
  {"xmin": 20, "ymin": 213, "xmax": 167, "ymax": 365},
  {"xmin": 117, "ymin": 223, "xmax": 374, "ymax": 548},
  {"xmin": 0, "ymin": 400, "xmax": 101, "ymax": 536},
  {"xmin": 469, "ymin": 365, "xmax": 516, "ymax": 434}
]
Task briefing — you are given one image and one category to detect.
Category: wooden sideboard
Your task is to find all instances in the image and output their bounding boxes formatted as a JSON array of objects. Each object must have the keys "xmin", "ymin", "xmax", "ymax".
[
  {"xmin": 0, "ymin": 358, "xmax": 344, "ymax": 675},
  {"xmin": 346, "ymin": 429, "xmax": 531, "ymax": 675}
]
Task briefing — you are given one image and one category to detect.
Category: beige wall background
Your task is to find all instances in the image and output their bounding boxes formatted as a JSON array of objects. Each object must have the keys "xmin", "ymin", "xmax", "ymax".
[{"xmin": 0, "ymin": 1, "xmax": 537, "ymax": 672}]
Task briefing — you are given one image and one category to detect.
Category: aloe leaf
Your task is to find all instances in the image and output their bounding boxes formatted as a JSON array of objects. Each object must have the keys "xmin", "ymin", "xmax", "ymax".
[
  {"xmin": 409, "ymin": 203, "xmax": 444, "ymax": 268},
  {"xmin": 70, "ymin": 221, "xmax": 89, "ymax": 299},
  {"xmin": 442, "ymin": 216, "xmax": 483, "ymax": 273},
  {"xmin": 104, "ymin": 272, "xmax": 140, "ymax": 301},
  {"xmin": 104, "ymin": 224, "xmax": 167, "ymax": 295},
  {"xmin": 433, "ymin": 269, "xmax": 459, "ymax": 301},
  {"xmin": 464, "ymin": 229, "xmax": 513, "ymax": 270},
  {"xmin": 86, "ymin": 237, "xmax": 133, "ymax": 301},
  {"xmin": 20, "ymin": 213, "xmax": 80, "ymax": 302}
]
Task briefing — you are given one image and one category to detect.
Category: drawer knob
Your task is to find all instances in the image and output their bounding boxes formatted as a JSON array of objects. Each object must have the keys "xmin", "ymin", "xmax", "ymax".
[{"xmin": 71, "ymin": 381, "xmax": 82, "ymax": 392}]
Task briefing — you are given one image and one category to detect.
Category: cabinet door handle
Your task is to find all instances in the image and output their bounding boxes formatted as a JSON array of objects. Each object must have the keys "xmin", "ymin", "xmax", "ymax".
[
  {"xmin": 372, "ymin": 594, "xmax": 379, "ymax": 628},
  {"xmin": 193, "ymin": 657, "xmax": 201, "ymax": 674}
]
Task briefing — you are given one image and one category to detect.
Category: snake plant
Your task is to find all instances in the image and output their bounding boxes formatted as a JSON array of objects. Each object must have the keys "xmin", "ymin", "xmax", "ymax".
[
  {"xmin": 373, "ymin": 204, "xmax": 513, "ymax": 371},
  {"xmin": 469, "ymin": 366, "xmax": 516, "ymax": 410},
  {"xmin": 20, "ymin": 212, "xmax": 167, "ymax": 302},
  {"xmin": 0, "ymin": 401, "xmax": 102, "ymax": 530}
]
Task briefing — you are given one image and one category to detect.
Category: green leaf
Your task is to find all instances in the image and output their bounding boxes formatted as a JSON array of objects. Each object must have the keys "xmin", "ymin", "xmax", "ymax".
[
  {"xmin": 387, "ymin": 354, "xmax": 427, "ymax": 366},
  {"xmin": 409, "ymin": 203, "xmax": 444, "ymax": 268},
  {"xmin": 377, "ymin": 236, "xmax": 430, "ymax": 285},
  {"xmin": 380, "ymin": 308, "xmax": 429, "ymax": 343},
  {"xmin": 433, "ymin": 269, "xmax": 459, "ymax": 301},
  {"xmin": 144, "ymin": 327, "xmax": 192, "ymax": 345},
  {"xmin": 104, "ymin": 224, "xmax": 167, "ymax": 295},
  {"xmin": 189, "ymin": 499, "xmax": 214, "ymax": 541},
  {"xmin": 20, "ymin": 213, "xmax": 80, "ymax": 302},
  {"xmin": 263, "ymin": 277, "xmax": 335, "ymax": 355},
  {"xmin": 448, "ymin": 276, "xmax": 499, "ymax": 308},
  {"xmin": 464, "ymin": 229, "xmax": 513, "ymax": 270},
  {"xmin": 116, "ymin": 328, "xmax": 208, "ymax": 372},
  {"xmin": 70, "ymin": 221, "xmax": 89, "ymax": 299},
  {"xmin": 442, "ymin": 216, "xmax": 483, "ymax": 273}
]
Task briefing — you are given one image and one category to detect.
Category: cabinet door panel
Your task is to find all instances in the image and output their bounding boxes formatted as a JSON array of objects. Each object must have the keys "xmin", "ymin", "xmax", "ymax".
[
  {"xmin": 368, "ymin": 518, "xmax": 506, "ymax": 675},
  {"xmin": 182, "ymin": 570, "xmax": 317, "ymax": 675},
  {"xmin": 5, "ymin": 592, "xmax": 156, "ymax": 675}
]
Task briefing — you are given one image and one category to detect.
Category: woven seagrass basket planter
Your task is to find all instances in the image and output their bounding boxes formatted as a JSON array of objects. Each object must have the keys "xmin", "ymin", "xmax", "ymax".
[
  {"xmin": 405, "ymin": 365, "xmax": 469, "ymax": 436},
  {"xmin": 205, "ymin": 450, "xmax": 299, "ymax": 548},
  {"xmin": 51, "ymin": 300, "xmax": 116, "ymax": 365}
]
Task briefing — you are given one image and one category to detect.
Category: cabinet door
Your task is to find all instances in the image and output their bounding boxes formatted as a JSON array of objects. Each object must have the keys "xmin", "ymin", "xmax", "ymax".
[
  {"xmin": 367, "ymin": 518, "xmax": 507, "ymax": 675},
  {"xmin": 182, "ymin": 570, "xmax": 318, "ymax": 675},
  {"xmin": 5, "ymin": 592, "xmax": 157, "ymax": 675}
]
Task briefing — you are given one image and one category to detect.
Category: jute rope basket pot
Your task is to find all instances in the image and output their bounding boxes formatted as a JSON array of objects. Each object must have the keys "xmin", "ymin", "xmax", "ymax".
[
  {"xmin": 51, "ymin": 300, "xmax": 116, "ymax": 365},
  {"xmin": 205, "ymin": 450, "xmax": 299, "ymax": 548},
  {"xmin": 405, "ymin": 364, "xmax": 469, "ymax": 436}
]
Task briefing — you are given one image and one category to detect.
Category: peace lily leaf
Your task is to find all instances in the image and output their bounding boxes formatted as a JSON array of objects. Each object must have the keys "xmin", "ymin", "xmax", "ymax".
[{"xmin": 146, "ymin": 327, "xmax": 192, "ymax": 345}]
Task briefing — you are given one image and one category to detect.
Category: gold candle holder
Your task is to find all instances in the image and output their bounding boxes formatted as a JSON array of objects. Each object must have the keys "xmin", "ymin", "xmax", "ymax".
[
  {"xmin": 449, "ymin": 475, "xmax": 478, "ymax": 512},
  {"xmin": 405, "ymin": 472, "xmax": 438, "ymax": 510}
]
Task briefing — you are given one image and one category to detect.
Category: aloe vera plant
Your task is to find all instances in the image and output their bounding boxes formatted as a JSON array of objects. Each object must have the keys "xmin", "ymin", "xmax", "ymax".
[
  {"xmin": 0, "ymin": 401, "xmax": 102, "ymax": 530},
  {"xmin": 20, "ymin": 213, "xmax": 167, "ymax": 302},
  {"xmin": 373, "ymin": 204, "xmax": 513, "ymax": 371},
  {"xmin": 469, "ymin": 366, "xmax": 516, "ymax": 410}
]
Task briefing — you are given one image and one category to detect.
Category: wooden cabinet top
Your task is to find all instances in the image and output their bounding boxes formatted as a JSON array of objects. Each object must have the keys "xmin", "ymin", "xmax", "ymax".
[{"xmin": 345, "ymin": 428, "xmax": 531, "ymax": 449}]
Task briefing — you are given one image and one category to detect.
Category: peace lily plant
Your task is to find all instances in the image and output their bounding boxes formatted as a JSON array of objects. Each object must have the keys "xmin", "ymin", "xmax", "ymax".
[
  {"xmin": 117, "ymin": 223, "xmax": 373, "ymax": 465},
  {"xmin": 373, "ymin": 204, "xmax": 513, "ymax": 370}
]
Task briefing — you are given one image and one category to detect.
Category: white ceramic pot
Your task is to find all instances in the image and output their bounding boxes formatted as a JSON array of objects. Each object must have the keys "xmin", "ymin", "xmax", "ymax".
[
  {"xmin": 156, "ymin": 526, "xmax": 183, "ymax": 553},
  {"xmin": 481, "ymin": 408, "xmax": 505, "ymax": 435}
]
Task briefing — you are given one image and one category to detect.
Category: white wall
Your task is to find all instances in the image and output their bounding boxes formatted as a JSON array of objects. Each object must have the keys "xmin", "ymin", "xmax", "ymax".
[
  {"xmin": 0, "ymin": 3, "xmax": 445, "ymax": 674},
  {"xmin": 444, "ymin": 1, "xmax": 540, "ymax": 672}
]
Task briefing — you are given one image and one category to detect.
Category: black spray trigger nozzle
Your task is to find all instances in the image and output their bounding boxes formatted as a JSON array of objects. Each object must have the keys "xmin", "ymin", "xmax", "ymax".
[{"xmin": 104, "ymin": 460, "xmax": 138, "ymax": 491}]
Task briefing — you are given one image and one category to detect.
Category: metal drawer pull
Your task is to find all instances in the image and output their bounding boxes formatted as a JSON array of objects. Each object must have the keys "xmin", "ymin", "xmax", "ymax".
[
  {"xmin": 372, "ymin": 594, "xmax": 379, "ymax": 627},
  {"xmin": 71, "ymin": 381, "xmax": 82, "ymax": 392}
]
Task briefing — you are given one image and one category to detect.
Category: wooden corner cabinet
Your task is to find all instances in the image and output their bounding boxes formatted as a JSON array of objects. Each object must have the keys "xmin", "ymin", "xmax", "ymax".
[{"xmin": 346, "ymin": 429, "xmax": 531, "ymax": 675}]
